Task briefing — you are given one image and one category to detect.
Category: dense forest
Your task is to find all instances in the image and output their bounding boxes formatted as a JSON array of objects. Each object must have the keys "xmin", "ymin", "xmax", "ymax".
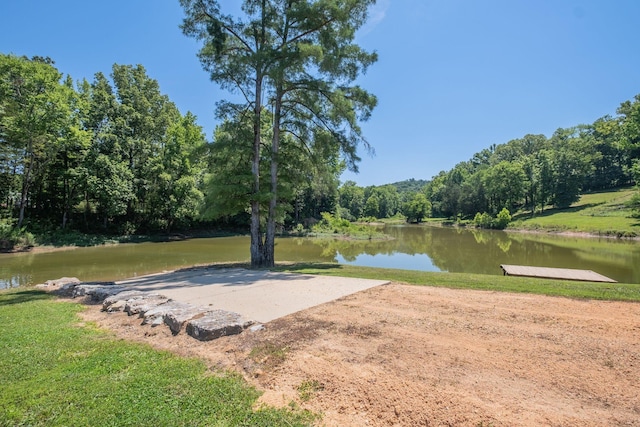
[{"xmin": 1, "ymin": 53, "xmax": 639, "ymax": 242}]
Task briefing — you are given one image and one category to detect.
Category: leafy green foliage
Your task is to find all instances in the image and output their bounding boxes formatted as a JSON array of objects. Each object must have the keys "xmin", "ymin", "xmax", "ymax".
[
  {"xmin": 421, "ymin": 92, "xmax": 640, "ymax": 220},
  {"xmin": 0, "ymin": 55, "xmax": 208, "ymax": 235},
  {"xmin": 402, "ymin": 193, "xmax": 431, "ymax": 223},
  {"xmin": 311, "ymin": 212, "xmax": 383, "ymax": 239},
  {"xmin": 389, "ymin": 178, "xmax": 429, "ymax": 193},
  {"xmin": 0, "ymin": 55, "xmax": 71, "ymax": 227},
  {"xmin": 473, "ymin": 208, "xmax": 511, "ymax": 230},
  {"xmin": 180, "ymin": 0, "xmax": 377, "ymax": 267},
  {"xmin": 338, "ymin": 181, "xmax": 365, "ymax": 220},
  {"xmin": 0, "ymin": 220, "xmax": 35, "ymax": 251}
]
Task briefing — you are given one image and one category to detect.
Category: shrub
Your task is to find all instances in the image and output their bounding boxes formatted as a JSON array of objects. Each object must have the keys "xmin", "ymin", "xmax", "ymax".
[
  {"xmin": 293, "ymin": 223, "xmax": 305, "ymax": 235},
  {"xmin": 627, "ymin": 192, "xmax": 640, "ymax": 218},
  {"xmin": 495, "ymin": 208, "xmax": 512, "ymax": 229},
  {"xmin": 473, "ymin": 208, "xmax": 511, "ymax": 230},
  {"xmin": 0, "ymin": 221, "xmax": 36, "ymax": 251},
  {"xmin": 473, "ymin": 212, "xmax": 494, "ymax": 229}
]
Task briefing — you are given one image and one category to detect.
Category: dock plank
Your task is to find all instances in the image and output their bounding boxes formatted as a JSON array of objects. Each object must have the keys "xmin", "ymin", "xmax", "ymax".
[{"xmin": 500, "ymin": 264, "xmax": 617, "ymax": 283}]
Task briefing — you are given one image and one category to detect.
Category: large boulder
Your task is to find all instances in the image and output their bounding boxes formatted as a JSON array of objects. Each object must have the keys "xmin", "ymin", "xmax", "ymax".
[
  {"xmin": 164, "ymin": 306, "xmax": 209, "ymax": 335},
  {"xmin": 102, "ymin": 291, "xmax": 153, "ymax": 312},
  {"xmin": 71, "ymin": 282, "xmax": 124, "ymax": 302},
  {"xmin": 186, "ymin": 310, "xmax": 253, "ymax": 341},
  {"xmin": 36, "ymin": 277, "xmax": 81, "ymax": 296},
  {"xmin": 41, "ymin": 277, "xmax": 81, "ymax": 287},
  {"xmin": 141, "ymin": 301, "xmax": 194, "ymax": 327},
  {"xmin": 124, "ymin": 294, "xmax": 171, "ymax": 316}
]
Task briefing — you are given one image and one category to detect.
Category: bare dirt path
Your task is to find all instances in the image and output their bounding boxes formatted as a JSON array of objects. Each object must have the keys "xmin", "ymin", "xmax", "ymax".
[{"xmin": 81, "ymin": 282, "xmax": 640, "ymax": 426}]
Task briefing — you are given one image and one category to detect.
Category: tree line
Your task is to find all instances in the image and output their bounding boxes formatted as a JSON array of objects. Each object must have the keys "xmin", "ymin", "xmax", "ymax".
[
  {"xmin": 1, "ymin": 54, "xmax": 210, "ymax": 233},
  {"xmin": 2, "ymin": 53, "xmax": 639, "ymax": 243},
  {"xmin": 0, "ymin": 53, "xmax": 346, "ymax": 236},
  {"xmin": 337, "ymin": 96, "xmax": 640, "ymax": 222}
]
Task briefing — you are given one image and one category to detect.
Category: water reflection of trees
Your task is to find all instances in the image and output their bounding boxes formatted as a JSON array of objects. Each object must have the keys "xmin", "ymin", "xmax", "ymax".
[
  {"xmin": 308, "ymin": 237, "xmax": 404, "ymax": 261},
  {"xmin": 306, "ymin": 225, "xmax": 639, "ymax": 282}
]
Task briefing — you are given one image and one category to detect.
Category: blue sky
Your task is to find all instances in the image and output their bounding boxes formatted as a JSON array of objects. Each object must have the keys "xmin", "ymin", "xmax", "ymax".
[{"xmin": 1, "ymin": 1, "xmax": 639, "ymax": 187}]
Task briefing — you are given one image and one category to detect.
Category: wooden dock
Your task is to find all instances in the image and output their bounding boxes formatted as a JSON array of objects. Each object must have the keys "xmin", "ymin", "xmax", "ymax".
[{"xmin": 500, "ymin": 264, "xmax": 617, "ymax": 283}]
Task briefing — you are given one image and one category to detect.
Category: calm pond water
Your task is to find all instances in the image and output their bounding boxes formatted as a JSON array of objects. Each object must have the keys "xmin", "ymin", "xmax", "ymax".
[{"xmin": 1, "ymin": 225, "xmax": 639, "ymax": 289}]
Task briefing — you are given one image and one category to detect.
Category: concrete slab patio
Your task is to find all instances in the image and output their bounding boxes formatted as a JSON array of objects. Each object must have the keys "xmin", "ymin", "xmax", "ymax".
[{"xmin": 116, "ymin": 268, "xmax": 389, "ymax": 323}]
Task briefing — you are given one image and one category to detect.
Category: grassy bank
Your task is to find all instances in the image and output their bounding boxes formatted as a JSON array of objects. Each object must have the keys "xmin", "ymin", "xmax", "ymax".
[
  {"xmin": 0, "ymin": 290, "xmax": 314, "ymax": 427},
  {"xmin": 511, "ymin": 187, "xmax": 639, "ymax": 237},
  {"xmin": 275, "ymin": 263, "xmax": 640, "ymax": 301},
  {"xmin": 417, "ymin": 188, "xmax": 639, "ymax": 237}
]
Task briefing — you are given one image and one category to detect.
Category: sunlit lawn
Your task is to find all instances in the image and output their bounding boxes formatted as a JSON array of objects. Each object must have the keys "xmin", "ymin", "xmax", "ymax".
[
  {"xmin": 0, "ymin": 290, "xmax": 314, "ymax": 427},
  {"xmin": 512, "ymin": 187, "xmax": 639, "ymax": 236}
]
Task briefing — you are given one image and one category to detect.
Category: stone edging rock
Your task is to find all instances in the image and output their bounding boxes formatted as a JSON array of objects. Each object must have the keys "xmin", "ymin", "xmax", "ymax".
[{"xmin": 37, "ymin": 277, "xmax": 256, "ymax": 341}]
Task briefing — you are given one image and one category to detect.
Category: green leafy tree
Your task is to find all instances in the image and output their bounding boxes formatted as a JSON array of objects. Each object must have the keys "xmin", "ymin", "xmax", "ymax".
[
  {"xmin": 424, "ymin": 171, "xmax": 447, "ymax": 217},
  {"xmin": 110, "ymin": 64, "xmax": 181, "ymax": 228},
  {"xmin": 438, "ymin": 164, "xmax": 468, "ymax": 218},
  {"xmin": 83, "ymin": 72, "xmax": 134, "ymax": 229},
  {"xmin": 482, "ymin": 161, "xmax": 525, "ymax": 214},
  {"xmin": 473, "ymin": 212, "xmax": 493, "ymax": 229},
  {"xmin": 627, "ymin": 159, "xmax": 640, "ymax": 217},
  {"xmin": 338, "ymin": 180, "xmax": 365, "ymax": 220},
  {"xmin": 0, "ymin": 54, "xmax": 69, "ymax": 227},
  {"xmin": 522, "ymin": 155, "xmax": 538, "ymax": 216},
  {"xmin": 87, "ymin": 153, "xmax": 134, "ymax": 227},
  {"xmin": 402, "ymin": 192, "xmax": 431, "ymax": 223},
  {"xmin": 495, "ymin": 207, "xmax": 511, "ymax": 229},
  {"xmin": 44, "ymin": 76, "xmax": 92, "ymax": 229},
  {"xmin": 585, "ymin": 116, "xmax": 627, "ymax": 190},
  {"xmin": 549, "ymin": 127, "xmax": 595, "ymax": 208},
  {"xmin": 617, "ymin": 94, "xmax": 640, "ymax": 174},
  {"xmin": 458, "ymin": 170, "xmax": 488, "ymax": 217},
  {"xmin": 147, "ymin": 112, "xmax": 206, "ymax": 231},
  {"xmin": 376, "ymin": 185, "xmax": 401, "ymax": 218},
  {"xmin": 536, "ymin": 149, "xmax": 554, "ymax": 213},
  {"xmin": 203, "ymin": 113, "xmax": 271, "ymax": 223},
  {"xmin": 363, "ymin": 192, "xmax": 380, "ymax": 218},
  {"xmin": 473, "ymin": 208, "xmax": 510, "ymax": 230},
  {"xmin": 181, "ymin": 0, "xmax": 377, "ymax": 268}
]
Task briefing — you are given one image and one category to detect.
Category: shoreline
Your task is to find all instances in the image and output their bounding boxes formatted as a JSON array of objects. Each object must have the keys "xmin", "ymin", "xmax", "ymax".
[
  {"xmin": 2, "ymin": 223, "xmax": 638, "ymax": 256},
  {"xmin": 504, "ymin": 227, "xmax": 640, "ymax": 241},
  {"xmin": 420, "ymin": 220, "xmax": 640, "ymax": 241}
]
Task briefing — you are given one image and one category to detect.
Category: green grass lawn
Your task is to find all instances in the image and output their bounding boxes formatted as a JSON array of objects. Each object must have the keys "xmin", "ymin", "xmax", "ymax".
[
  {"xmin": 0, "ymin": 290, "xmax": 314, "ymax": 427},
  {"xmin": 511, "ymin": 187, "xmax": 640, "ymax": 237}
]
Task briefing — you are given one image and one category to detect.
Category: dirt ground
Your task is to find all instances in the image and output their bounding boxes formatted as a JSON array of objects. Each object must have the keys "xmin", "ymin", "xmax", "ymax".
[{"xmin": 80, "ymin": 282, "xmax": 640, "ymax": 426}]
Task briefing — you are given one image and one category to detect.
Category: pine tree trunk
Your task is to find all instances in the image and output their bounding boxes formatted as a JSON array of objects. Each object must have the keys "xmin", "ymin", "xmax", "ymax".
[
  {"xmin": 250, "ymin": 70, "xmax": 267, "ymax": 269},
  {"xmin": 17, "ymin": 145, "xmax": 35, "ymax": 228},
  {"xmin": 263, "ymin": 87, "xmax": 283, "ymax": 269}
]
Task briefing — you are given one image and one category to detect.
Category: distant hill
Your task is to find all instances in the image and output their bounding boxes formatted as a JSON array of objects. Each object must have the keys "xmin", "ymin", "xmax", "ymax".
[{"xmin": 389, "ymin": 178, "xmax": 429, "ymax": 193}]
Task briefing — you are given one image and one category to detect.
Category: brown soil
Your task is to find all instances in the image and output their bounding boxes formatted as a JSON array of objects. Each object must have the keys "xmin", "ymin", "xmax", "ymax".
[{"xmin": 80, "ymin": 283, "xmax": 640, "ymax": 426}]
